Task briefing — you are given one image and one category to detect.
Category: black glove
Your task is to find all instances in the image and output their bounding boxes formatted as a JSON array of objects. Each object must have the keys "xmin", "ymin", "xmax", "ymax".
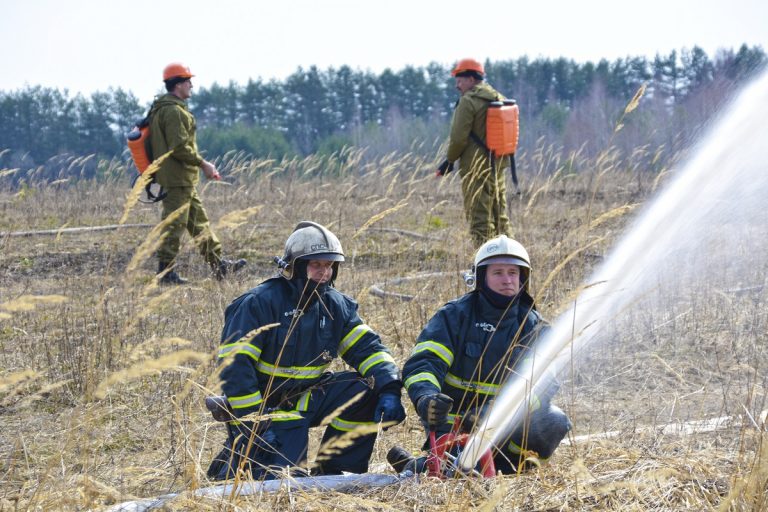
[
  {"xmin": 458, "ymin": 402, "xmax": 491, "ymax": 433},
  {"xmin": 374, "ymin": 393, "xmax": 407, "ymax": 425},
  {"xmin": 416, "ymin": 393, "xmax": 454, "ymax": 429},
  {"xmin": 436, "ymin": 159, "xmax": 454, "ymax": 177}
]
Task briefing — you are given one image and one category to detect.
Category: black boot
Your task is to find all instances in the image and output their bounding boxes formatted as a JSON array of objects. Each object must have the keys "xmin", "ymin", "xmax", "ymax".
[
  {"xmin": 158, "ymin": 262, "xmax": 189, "ymax": 285},
  {"xmin": 387, "ymin": 445, "xmax": 428, "ymax": 474},
  {"xmin": 213, "ymin": 258, "xmax": 248, "ymax": 280}
]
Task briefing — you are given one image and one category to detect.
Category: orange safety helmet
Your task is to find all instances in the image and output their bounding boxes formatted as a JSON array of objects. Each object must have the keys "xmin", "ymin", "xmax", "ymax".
[
  {"xmin": 451, "ymin": 58, "xmax": 485, "ymax": 77},
  {"xmin": 163, "ymin": 62, "xmax": 194, "ymax": 81}
]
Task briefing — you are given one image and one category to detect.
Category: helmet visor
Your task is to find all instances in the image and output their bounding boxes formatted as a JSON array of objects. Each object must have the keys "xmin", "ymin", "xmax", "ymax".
[
  {"xmin": 303, "ymin": 252, "xmax": 345, "ymax": 262},
  {"xmin": 477, "ymin": 255, "xmax": 528, "ymax": 268}
]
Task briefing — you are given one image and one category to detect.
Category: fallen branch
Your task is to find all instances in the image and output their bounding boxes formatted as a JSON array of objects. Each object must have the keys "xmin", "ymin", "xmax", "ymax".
[
  {"xmin": 1, "ymin": 223, "xmax": 282, "ymax": 238},
  {"xmin": 363, "ymin": 227, "xmax": 443, "ymax": 241},
  {"xmin": 369, "ymin": 271, "xmax": 467, "ymax": 302},
  {"xmin": 0, "ymin": 223, "xmax": 153, "ymax": 238}
]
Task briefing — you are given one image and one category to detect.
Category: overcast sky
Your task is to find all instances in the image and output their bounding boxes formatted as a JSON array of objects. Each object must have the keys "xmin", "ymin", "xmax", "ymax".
[{"xmin": 2, "ymin": 0, "xmax": 766, "ymax": 104}]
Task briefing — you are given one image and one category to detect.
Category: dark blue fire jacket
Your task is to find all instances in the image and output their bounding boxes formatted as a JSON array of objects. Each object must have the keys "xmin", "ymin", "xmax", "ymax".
[
  {"xmin": 218, "ymin": 276, "xmax": 401, "ymax": 418},
  {"xmin": 403, "ymin": 290, "xmax": 554, "ymax": 425}
]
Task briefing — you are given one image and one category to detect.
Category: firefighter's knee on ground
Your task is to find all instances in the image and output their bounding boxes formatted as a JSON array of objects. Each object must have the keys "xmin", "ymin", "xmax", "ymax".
[{"xmin": 507, "ymin": 403, "xmax": 571, "ymax": 462}]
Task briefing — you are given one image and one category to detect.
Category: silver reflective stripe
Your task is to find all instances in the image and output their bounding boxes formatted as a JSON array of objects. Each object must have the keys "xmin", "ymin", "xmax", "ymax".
[
  {"xmin": 404, "ymin": 372, "xmax": 441, "ymax": 390},
  {"xmin": 445, "ymin": 372, "xmax": 500, "ymax": 395},
  {"xmin": 218, "ymin": 342, "xmax": 262, "ymax": 361},
  {"xmin": 330, "ymin": 417, "xmax": 375, "ymax": 432},
  {"xmin": 411, "ymin": 340, "xmax": 454, "ymax": 366},
  {"xmin": 227, "ymin": 391, "xmax": 263, "ymax": 409},
  {"xmin": 256, "ymin": 360, "xmax": 330, "ymax": 379},
  {"xmin": 358, "ymin": 352, "xmax": 395, "ymax": 376},
  {"xmin": 339, "ymin": 324, "xmax": 370, "ymax": 356}
]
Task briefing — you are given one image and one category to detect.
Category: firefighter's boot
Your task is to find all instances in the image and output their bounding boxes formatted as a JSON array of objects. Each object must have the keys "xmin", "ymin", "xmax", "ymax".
[
  {"xmin": 387, "ymin": 446, "xmax": 427, "ymax": 474},
  {"xmin": 213, "ymin": 258, "xmax": 248, "ymax": 280},
  {"xmin": 158, "ymin": 262, "xmax": 189, "ymax": 285}
]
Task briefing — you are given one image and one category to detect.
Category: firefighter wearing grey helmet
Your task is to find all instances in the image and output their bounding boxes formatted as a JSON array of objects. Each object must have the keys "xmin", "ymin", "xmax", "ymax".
[
  {"xmin": 283, "ymin": 221, "xmax": 344, "ymax": 263},
  {"xmin": 209, "ymin": 221, "xmax": 405, "ymax": 481},
  {"xmin": 279, "ymin": 221, "xmax": 345, "ymax": 280}
]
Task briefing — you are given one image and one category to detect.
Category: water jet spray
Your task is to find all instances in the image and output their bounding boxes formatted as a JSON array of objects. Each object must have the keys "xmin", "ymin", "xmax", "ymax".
[{"xmin": 460, "ymin": 70, "xmax": 768, "ymax": 471}]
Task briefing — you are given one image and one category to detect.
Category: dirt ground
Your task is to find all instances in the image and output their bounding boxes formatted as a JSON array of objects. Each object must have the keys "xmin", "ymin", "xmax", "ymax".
[{"xmin": 0, "ymin": 159, "xmax": 766, "ymax": 510}]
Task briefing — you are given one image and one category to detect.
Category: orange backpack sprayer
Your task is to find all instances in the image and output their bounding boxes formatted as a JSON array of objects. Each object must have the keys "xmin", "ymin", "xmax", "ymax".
[
  {"xmin": 126, "ymin": 109, "xmax": 166, "ymax": 203},
  {"xmin": 485, "ymin": 99, "xmax": 519, "ymax": 158},
  {"xmin": 127, "ymin": 118, "xmax": 152, "ymax": 173},
  {"xmin": 471, "ymin": 98, "xmax": 521, "ymax": 192}
]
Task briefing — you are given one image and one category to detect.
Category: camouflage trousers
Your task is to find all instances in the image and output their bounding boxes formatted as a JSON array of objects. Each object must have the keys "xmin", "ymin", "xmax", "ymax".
[
  {"xmin": 156, "ymin": 186, "xmax": 222, "ymax": 265},
  {"xmin": 460, "ymin": 161, "xmax": 511, "ymax": 247}
]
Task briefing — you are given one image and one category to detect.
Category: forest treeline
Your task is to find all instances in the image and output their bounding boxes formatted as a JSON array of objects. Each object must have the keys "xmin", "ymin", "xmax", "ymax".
[{"xmin": 0, "ymin": 44, "xmax": 765, "ymax": 179}]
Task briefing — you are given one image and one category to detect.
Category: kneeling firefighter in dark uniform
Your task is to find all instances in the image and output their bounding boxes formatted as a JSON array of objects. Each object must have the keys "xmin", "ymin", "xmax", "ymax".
[
  {"xmin": 208, "ymin": 221, "xmax": 405, "ymax": 480},
  {"xmin": 401, "ymin": 235, "xmax": 571, "ymax": 473}
]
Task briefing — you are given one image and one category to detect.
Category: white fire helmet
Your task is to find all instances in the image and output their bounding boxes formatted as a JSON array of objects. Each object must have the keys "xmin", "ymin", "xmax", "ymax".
[
  {"xmin": 281, "ymin": 221, "xmax": 344, "ymax": 271},
  {"xmin": 471, "ymin": 235, "xmax": 531, "ymax": 293}
]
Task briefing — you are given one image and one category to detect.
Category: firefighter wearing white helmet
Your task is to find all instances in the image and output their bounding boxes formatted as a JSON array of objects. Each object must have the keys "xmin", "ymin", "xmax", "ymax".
[
  {"xmin": 401, "ymin": 235, "xmax": 571, "ymax": 473},
  {"xmin": 471, "ymin": 235, "xmax": 531, "ymax": 294},
  {"xmin": 209, "ymin": 221, "xmax": 405, "ymax": 480}
]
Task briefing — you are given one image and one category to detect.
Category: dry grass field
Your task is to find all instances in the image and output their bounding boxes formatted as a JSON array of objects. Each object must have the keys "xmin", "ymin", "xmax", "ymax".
[{"xmin": 0, "ymin": 145, "xmax": 765, "ymax": 511}]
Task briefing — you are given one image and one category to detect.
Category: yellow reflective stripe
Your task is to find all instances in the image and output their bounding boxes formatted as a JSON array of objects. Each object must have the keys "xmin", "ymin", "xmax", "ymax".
[
  {"xmin": 297, "ymin": 390, "xmax": 311, "ymax": 412},
  {"xmin": 358, "ymin": 352, "xmax": 395, "ymax": 376},
  {"xmin": 411, "ymin": 341, "xmax": 454, "ymax": 366},
  {"xmin": 256, "ymin": 361, "xmax": 330, "ymax": 379},
  {"xmin": 445, "ymin": 372, "xmax": 500, "ymax": 395},
  {"xmin": 227, "ymin": 391, "xmax": 263, "ymax": 409},
  {"xmin": 330, "ymin": 417, "xmax": 376, "ymax": 432},
  {"xmin": 268, "ymin": 411, "xmax": 304, "ymax": 422},
  {"xmin": 218, "ymin": 342, "xmax": 262, "ymax": 361},
  {"xmin": 507, "ymin": 439, "xmax": 522, "ymax": 454},
  {"xmin": 260, "ymin": 391, "xmax": 313, "ymax": 422},
  {"xmin": 404, "ymin": 372, "xmax": 441, "ymax": 390},
  {"xmin": 530, "ymin": 394, "xmax": 541, "ymax": 411},
  {"xmin": 339, "ymin": 324, "xmax": 370, "ymax": 356}
]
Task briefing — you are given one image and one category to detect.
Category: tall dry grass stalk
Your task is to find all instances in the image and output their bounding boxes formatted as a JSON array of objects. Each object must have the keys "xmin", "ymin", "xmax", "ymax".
[
  {"xmin": 94, "ymin": 347, "xmax": 209, "ymax": 399},
  {"xmin": 0, "ymin": 136, "xmax": 764, "ymax": 511}
]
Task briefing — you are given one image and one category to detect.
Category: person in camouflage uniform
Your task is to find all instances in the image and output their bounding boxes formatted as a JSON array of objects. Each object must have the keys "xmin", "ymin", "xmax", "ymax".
[
  {"xmin": 436, "ymin": 58, "xmax": 512, "ymax": 247},
  {"xmin": 149, "ymin": 62, "xmax": 245, "ymax": 284}
]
